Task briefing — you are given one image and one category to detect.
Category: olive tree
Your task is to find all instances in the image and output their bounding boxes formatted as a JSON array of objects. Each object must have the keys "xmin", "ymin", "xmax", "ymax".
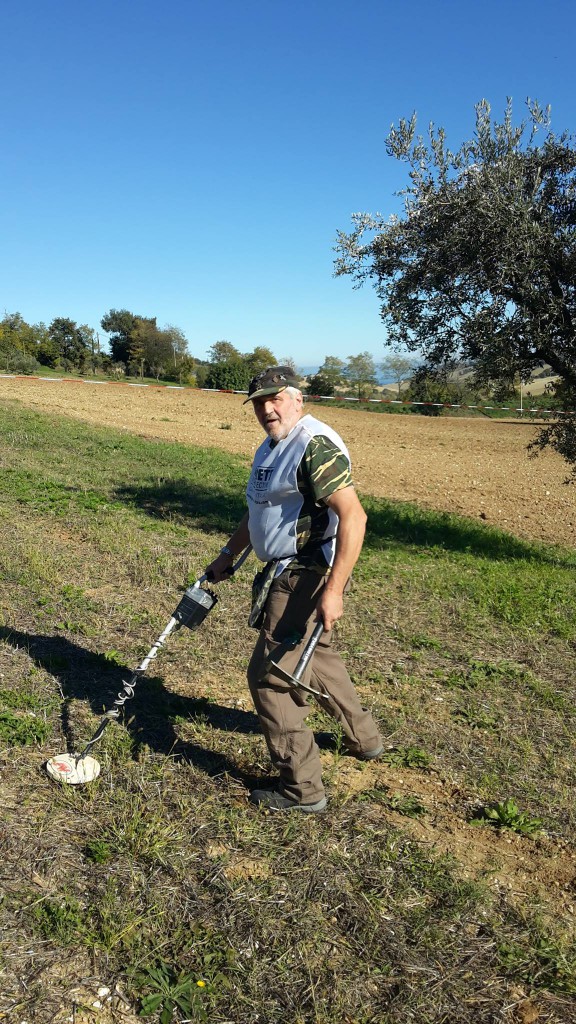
[
  {"xmin": 208, "ymin": 340, "xmax": 242, "ymax": 364},
  {"xmin": 335, "ymin": 99, "xmax": 576, "ymax": 473},
  {"xmin": 307, "ymin": 356, "xmax": 346, "ymax": 396},
  {"xmin": 380, "ymin": 352, "xmax": 417, "ymax": 396},
  {"xmin": 344, "ymin": 351, "xmax": 378, "ymax": 399}
]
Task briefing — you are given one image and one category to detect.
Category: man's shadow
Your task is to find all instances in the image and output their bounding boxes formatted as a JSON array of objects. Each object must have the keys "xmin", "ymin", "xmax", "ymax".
[{"xmin": 0, "ymin": 625, "xmax": 267, "ymax": 789}]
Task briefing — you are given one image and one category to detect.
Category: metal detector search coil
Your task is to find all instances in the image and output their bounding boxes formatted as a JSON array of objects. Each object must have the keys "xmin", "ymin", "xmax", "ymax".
[
  {"xmin": 173, "ymin": 585, "xmax": 217, "ymax": 629},
  {"xmin": 45, "ymin": 753, "xmax": 101, "ymax": 785}
]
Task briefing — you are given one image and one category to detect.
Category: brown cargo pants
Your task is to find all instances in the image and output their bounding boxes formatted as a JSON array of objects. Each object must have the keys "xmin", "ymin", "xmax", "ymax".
[{"xmin": 247, "ymin": 567, "xmax": 382, "ymax": 805}]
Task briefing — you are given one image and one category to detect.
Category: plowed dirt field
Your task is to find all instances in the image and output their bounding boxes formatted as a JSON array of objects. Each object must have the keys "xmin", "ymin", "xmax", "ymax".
[{"xmin": 1, "ymin": 376, "xmax": 575, "ymax": 548}]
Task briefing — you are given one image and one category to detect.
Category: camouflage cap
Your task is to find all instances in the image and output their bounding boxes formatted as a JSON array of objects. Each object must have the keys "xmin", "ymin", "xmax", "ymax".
[{"xmin": 243, "ymin": 365, "xmax": 301, "ymax": 404}]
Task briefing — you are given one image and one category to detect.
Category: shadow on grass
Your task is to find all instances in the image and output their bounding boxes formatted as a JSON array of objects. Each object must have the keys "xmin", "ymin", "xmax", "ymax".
[
  {"xmin": 115, "ymin": 478, "xmax": 247, "ymax": 536},
  {"xmin": 115, "ymin": 477, "xmax": 571, "ymax": 565},
  {"xmin": 362, "ymin": 495, "xmax": 574, "ymax": 565},
  {"xmin": 0, "ymin": 626, "xmax": 266, "ymax": 788}
]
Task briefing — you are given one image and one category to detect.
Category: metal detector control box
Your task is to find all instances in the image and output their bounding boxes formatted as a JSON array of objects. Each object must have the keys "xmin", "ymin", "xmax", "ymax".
[{"xmin": 173, "ymin": 586, "xmax": 217, "ymax": 630}]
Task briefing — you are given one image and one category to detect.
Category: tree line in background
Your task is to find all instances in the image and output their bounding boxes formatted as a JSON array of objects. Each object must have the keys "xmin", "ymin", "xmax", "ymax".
[
  {"xmin": 0, "ymin": 309, "xmax": 288, "ymax": 388},
  {"xmin": 0, "ymin": 310, "xmax": 557, "ymax": 416},
  {"xmin": 0, "ymin": 309, "xmax": 210, "ymax": 384},
  {"xmin": 0, "ymin": 309, "xmax": 399, "ymax": 397},
  {"xmin": 0, "ymin": 307, "xmax": 392, "ymax": 393}
]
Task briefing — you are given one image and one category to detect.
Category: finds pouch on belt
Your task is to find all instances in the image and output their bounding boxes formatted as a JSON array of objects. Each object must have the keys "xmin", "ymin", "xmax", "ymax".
[
  {"xmin": 248, "ymin": 533, "xmax": 338, "ymax": 630},
  {"xmin": 248, "ymin": 561, "xmax": 280, "ymax": 629}
]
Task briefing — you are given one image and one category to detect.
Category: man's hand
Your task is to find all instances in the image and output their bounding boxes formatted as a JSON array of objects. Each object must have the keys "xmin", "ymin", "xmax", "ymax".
[
  {"xmin": 316, "ymin": 587, "xmax": 344, "ymax": 632},
  {"xmin": 204, "ymin": 514, "xmax": 251, "ymax": 583},
  {"xmin": 204, "ymin": 551, "xmax": 234, "ymax": 583}
]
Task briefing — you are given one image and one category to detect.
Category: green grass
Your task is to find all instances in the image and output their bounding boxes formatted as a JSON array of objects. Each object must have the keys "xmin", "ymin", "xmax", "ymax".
[{"xmin": 1, "ymin": 398, "xmax": 575, "ymax": 1023}]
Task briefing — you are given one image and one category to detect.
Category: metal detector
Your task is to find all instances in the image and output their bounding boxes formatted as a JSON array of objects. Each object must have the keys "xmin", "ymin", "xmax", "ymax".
[{"xmin": 45, "ymin": 547, "xmax": 252, "ymax": 785}]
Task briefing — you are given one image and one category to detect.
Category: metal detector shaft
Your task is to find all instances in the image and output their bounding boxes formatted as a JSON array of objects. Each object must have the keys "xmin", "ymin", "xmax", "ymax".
[
  {"xmin": 76, "ymin": 614, "xmax": 181, "ymax": 760},
  {"xmin": 269, "ymin": 621, "xmax": 325, "ymax": 698},
  {"xmin": 76, "ymin": 546, "xmax": 252, "ymax": 761}
]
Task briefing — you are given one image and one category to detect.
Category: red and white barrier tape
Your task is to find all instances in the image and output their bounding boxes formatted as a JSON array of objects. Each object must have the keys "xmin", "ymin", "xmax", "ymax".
[{"xmin": 0, "ymin": 374, "xmax": 570, "ymax": 416}]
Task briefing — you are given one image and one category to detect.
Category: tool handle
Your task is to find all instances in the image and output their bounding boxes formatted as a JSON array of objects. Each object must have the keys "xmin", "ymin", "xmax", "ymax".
[
  {"xmin": 203, "ymin": 544, "xmax": 253, "ymax": 584},
  {"xmin": 292, "ymin": 621, "xmax": 324, "ymax": 682}
]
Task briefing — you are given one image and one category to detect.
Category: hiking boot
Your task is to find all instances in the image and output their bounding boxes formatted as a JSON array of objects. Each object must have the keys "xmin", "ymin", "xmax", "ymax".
[
  {"xmin": 351, "ymin": 744, "xmax": 384, "ymax": 761},
  {"xmin": 250, "ymin": 789, "xmax": 327, "ymax": 813}
]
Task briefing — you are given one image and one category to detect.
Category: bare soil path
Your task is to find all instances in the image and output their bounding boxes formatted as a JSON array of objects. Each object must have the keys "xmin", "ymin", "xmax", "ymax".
[{"xmin": 1, "ymin": 377, "xmax": 574, "ymax": 548}]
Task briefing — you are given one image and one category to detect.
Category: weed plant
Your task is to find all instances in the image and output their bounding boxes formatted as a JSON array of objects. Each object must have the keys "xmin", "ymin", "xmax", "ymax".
[
  {"xmin": 470, "ymin": 798, "xmax": 543, "ymax": 836},
  {"xmin": 1, "ymin": 399, "xmax": 575, "ymax": 1022}
]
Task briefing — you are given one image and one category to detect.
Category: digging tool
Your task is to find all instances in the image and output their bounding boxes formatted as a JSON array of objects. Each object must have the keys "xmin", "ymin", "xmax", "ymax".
[
  {"xmin": 269, "ymin": 621, "xmax": 326, "ymax": 698},
  {"xmin": 45, "ymin": 546, "xmax": 252, "ymax": 785}
]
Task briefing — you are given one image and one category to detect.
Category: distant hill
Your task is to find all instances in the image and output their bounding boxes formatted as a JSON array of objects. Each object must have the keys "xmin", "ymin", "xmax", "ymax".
[
  {"xmin": 449, "ymin": 363, "xmax": 559, "ymax": 390},
  {"xmin": 297, "ymin": 362, "xmax": 560, "ymax": 394}
]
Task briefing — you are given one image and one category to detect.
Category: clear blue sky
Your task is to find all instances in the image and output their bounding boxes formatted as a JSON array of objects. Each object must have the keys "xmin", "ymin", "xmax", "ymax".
[{"xmin": 1, "ymin": 0, "xmax": 574, "ymax": 369}]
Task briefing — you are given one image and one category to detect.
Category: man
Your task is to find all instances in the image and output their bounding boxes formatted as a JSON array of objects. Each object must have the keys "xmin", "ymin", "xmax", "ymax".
[{"xmin": 206, "ymin": 366, "xmax": 382, "ymax": 812}]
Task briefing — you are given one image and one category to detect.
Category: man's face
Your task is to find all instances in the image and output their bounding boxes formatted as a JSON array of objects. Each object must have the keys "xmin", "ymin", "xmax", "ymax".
[{"xmin": 252, "ymin": 389, "xmax": 303, "ymax": 442}]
